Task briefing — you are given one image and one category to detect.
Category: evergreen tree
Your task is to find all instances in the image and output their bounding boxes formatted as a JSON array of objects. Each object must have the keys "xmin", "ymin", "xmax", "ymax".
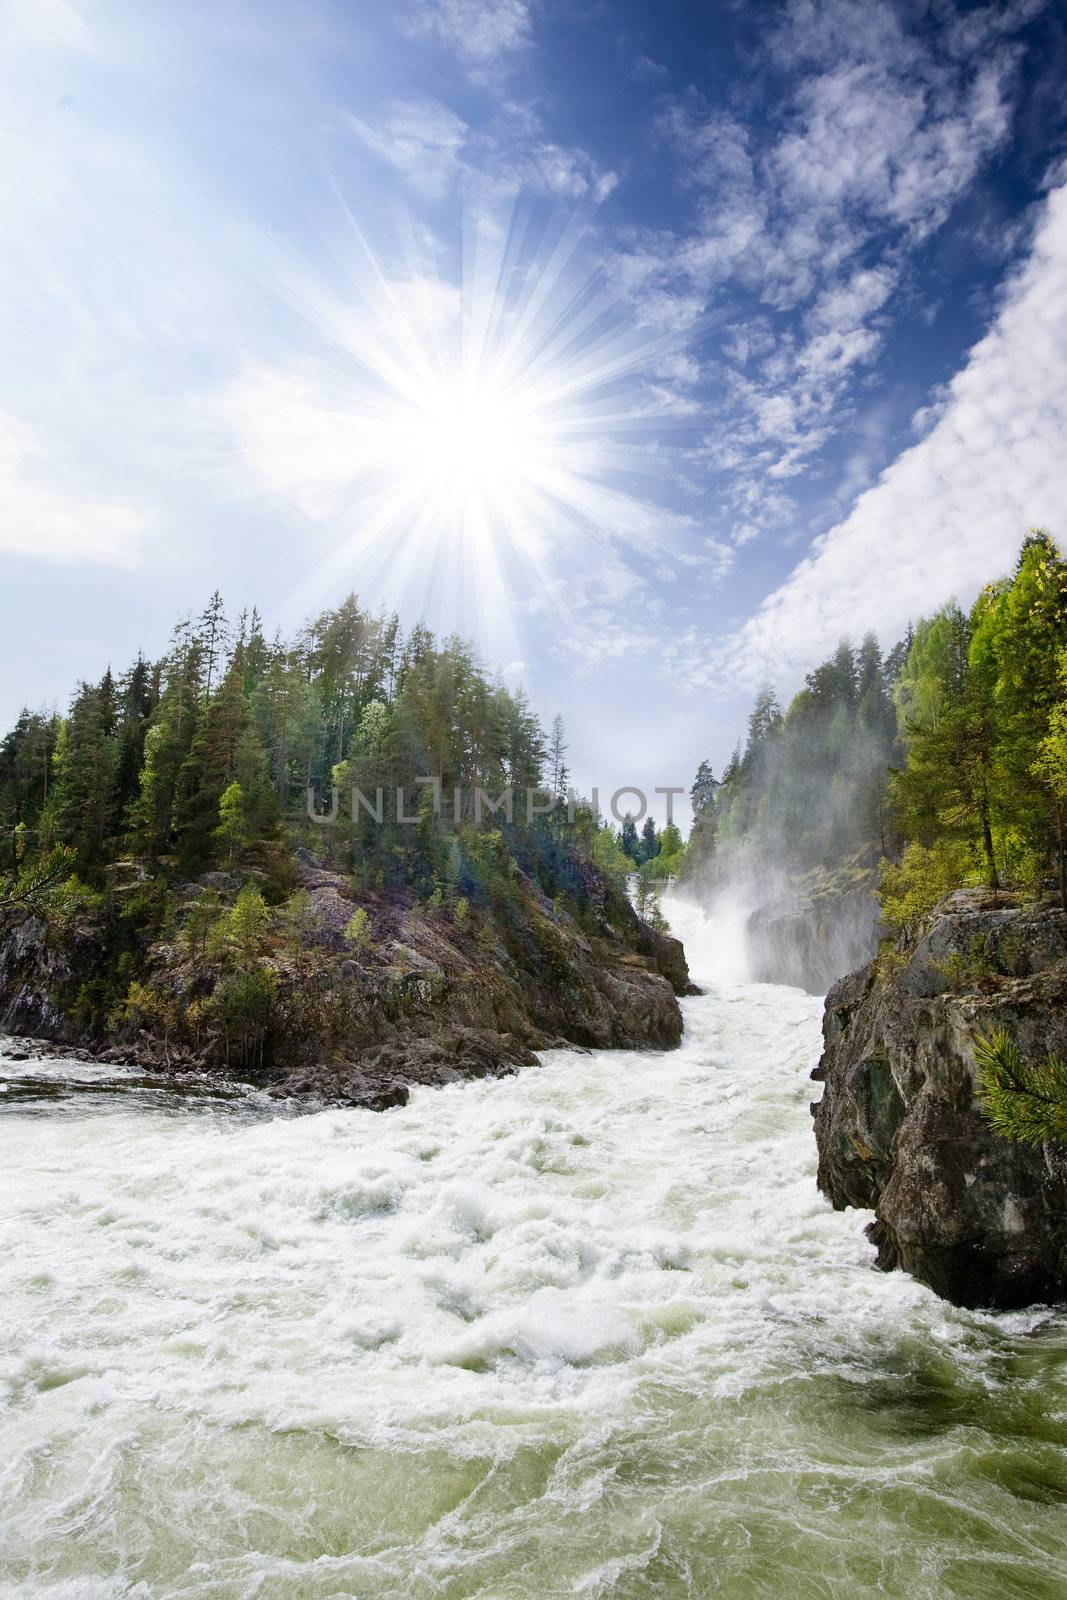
[
  {"xmin": 620, "ymin": 813, "xmax": 639, "ymax": 862},
  {"xmin": 48, "ymin": 676, "xmax": 119, "ymax": 870},
  {"xmin": 129, "ymin": 631, "xmax": 205, "ymax": 859},
  {"xmin": 197, "ymin": 591, "xmax": 230, "ymax": 702},
  {"xmin": 549, "ymin": 714, "xmax": 569, "ymax": 805},
  {"xmin": 690, "ymin": 759, "xmax": 717, "ymax": 815}
]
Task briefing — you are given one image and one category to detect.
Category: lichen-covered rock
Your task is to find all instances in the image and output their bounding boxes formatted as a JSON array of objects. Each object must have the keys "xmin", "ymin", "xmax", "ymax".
[{"xmin": 813, "ymin": 891, "xmax": 1067, "ymax": 1308}]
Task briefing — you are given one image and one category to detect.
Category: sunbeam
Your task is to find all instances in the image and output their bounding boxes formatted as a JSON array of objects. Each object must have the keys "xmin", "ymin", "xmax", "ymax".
[{"xmin": 233, "ymin": 192, "xmax": 699, "ymax": 660}]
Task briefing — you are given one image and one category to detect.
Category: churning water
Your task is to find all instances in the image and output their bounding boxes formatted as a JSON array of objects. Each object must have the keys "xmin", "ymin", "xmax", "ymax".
[{"xmin": 2, "ymin": 897, "xmax": 1066, "ymax": 1599}]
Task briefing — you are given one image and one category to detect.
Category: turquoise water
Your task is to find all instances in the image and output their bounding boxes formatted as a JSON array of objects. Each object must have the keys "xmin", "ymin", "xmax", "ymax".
[{"xmin": 1, "ymin": 898, "xmax": 1065, "ymax": 1599}]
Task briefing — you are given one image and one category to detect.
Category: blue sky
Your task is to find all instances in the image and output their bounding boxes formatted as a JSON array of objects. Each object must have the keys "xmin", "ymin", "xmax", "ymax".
[{"xmin": 3, "ymin": 0, "xmax": 1067, "ymax": 821}]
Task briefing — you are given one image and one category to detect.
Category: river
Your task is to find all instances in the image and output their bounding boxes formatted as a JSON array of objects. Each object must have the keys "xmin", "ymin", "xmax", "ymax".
[{"xmin": 1, "ymin": 897, "xmax": 1065, "ymax": 1599}]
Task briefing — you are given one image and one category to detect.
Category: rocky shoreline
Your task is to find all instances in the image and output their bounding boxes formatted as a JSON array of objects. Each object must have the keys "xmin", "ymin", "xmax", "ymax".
[
  {"xmin": 812, "ymin": 890, "xmax": 1067, "ymax": 1309},
  {"xmin": 0, "ymin": 851, "xmax": 694, "ymax": 1111}
]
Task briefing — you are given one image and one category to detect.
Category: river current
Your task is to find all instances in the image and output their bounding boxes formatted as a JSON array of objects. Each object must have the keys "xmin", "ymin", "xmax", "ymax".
[{"xmin": 1, "ymin": 897, "xmax": 1066, "ymax": 1598}]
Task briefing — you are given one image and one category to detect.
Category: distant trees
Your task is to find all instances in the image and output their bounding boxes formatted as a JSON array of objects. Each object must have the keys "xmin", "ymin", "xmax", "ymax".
[
  {"xmin": 682, "ymin": 630, "xmax": 901, "ymax": 886},
  {"xmin": 620, "ymin": 813, "xmax": 639, "ymax": 862},
  {"xmin": 681, "ymin": 531, "xmax": 1067, "ymax": 919}
]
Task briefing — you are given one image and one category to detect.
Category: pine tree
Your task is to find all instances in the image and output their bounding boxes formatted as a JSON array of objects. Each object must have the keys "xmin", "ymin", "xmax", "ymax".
[
  {"xmin": 620, "ymin": 813, "xmax": 639, "ymax": 862},
  {"xmin": 549, "ymin": 714, "xmax": 569, "ymax": 803},
  {"xmin": 892, "ymin": 602, "xmax": 1001, "ymax": 889},
  {"xmin": 197, "ymin": 592, "xmax": 230, "ymax": 702},
  {"xmin": 48, "ymin": 676, "xmax": 119, "ymax": 870},
  {"xmin": 975, "ymin": 1029, "xmax": 1067, "ymax": 1146},
  {"xmin": 690, "ymin": 759, "xmax": 717, "ymax": 815},
  {"xmin": 1032, "ymin": 646, "xmax": 1067, "ymax": 909},
  {"xmin": 173, "ymin": 664, "xmax": 258, "ymax": 870},
  {"xmin": 129, "ymin": 631, "xmax": 205, "ymax": 858}
]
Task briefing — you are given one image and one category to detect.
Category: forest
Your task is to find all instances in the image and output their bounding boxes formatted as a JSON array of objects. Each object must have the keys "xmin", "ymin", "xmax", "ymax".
[
  {"xmin": 0, "ymin": 591, "xmax": 661, "ymax": 1043},
  {"xmin": 679, "ymin": 531, "xmax": 1067, "ymax": 925},
  {"xmin": 0, "ymin": 597, "xmax": 551, "ymax": 881}
]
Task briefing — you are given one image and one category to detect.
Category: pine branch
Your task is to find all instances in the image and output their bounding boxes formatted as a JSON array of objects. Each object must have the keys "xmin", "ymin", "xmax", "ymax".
[{"xmin": 974, "ymin": 1028, "xmax": 1067, "ymax": 1146}]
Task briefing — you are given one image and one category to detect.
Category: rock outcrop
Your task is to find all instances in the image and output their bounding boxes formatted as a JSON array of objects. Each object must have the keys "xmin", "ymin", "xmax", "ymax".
[
  {"xmin": 746, "ymin": 855, "xmax": 880, "ymax": 993},
  {"xmin": 0, "ymin": 853, "xmax": 692, "ymax": 1110},
  {"xmin": 813, "ymin": 891, "xmax": 1067, "ymax": 1308}
]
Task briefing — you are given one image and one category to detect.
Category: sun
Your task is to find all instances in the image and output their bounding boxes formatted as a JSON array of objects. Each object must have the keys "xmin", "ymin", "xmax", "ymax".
[
  {"xmin": 385, "ymin": 367, "xmax": 547, "ymax": 511},
  {"xmin": 260, "ymin": 195, "xmax": 691, "ymax": 658}
]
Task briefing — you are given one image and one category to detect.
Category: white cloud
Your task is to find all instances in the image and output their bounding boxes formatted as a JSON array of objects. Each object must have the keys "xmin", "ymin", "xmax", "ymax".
[
  {"xmin": 0, "ymin": 410, "xmax": 147, "ymax": 565},
  {"xmin": 523, "ymin": 144, "xmax": 617, "ymax": 202},
  {"xmin": 345, "ymin": 98, "xmax": 468, "ymax": 200},
  {"xmin": 401, "ymin": 0, "xmax": 531, "ymax": 71},
  {"xmin": 625, "ymin": 0, "xmax": 1032, "ymax": 544},
  {"xmin": 713, "ymin": 178, "xmax": 1067, "ymax": 685}
]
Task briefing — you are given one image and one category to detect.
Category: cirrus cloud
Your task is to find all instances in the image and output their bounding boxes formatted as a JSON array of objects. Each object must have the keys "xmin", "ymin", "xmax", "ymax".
[{"xmin": 707, "ymin": 177, "xmax": 1067, "ymax": 686}]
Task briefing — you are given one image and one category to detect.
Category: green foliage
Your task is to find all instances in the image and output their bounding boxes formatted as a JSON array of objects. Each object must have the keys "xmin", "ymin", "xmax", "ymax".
[
  {"xmin": 619, "ymin": 813, "xmax": 639, "ymax": 863},
  {"xmin": 639, "ymin": 821, "xmax": 685, "ymax": 883},
  {"xmin": 684, "ymin": 535, "xmax": 1067, "ymax": 917},
  {"xmin": 40, "ymin": 873, "xmax": 107, "ymax": 932},
  {"xmin": 591, "ymin": 824, "xmax": 633, "ymax": 887},
  {"xmin": 216, "ymin": 966, "xmax": 277, "ymax": 1069},
  {"xmin": 930, "ymin": 929, "xmax": 1022, "ymax": 992},
  {"xmin": 276, "ymin": 888, "xmax": 321, "ymax": 941},
  {"xmin": 0, "ymin": 587, "xmax": 634, "ymax": 966},
  {"xmin": 183, "ymin": 888, "xmax": 225, "ymax": 958},
  {"xmin": 226, "ymin": 885, "xmax": 270, "ymax": 966},
  {"xmin": 878, "ymin": 840, "xmax": 977, "ymax": 935},
  {"xmin": 343, "ymin": 907, "xmax": 372, "ymax": 949},
  {"xmin": 111, "ymin": 980, "xmax": 179, "ymax": 1045},
  {"xmin": 214, "ymin": 781, "xmax": 246, "ymax": 867},
  {"xmin": 452, "ymin": 895, "xmax": 470, "ymax": 929},
  {"xmin": 0, "ymin": 845, "xmax": 75, "ymax": 915},
  {"xmin": 974, "ymin": 1028, "xmax": 1067, "ymax": 1146},
  {"xmin": 683, "ymin": 630, "xmax": 900, "ymax": 890},
  {"xmin": 634, "ymin": 874, "xmax": 668, "ymax": 931}
]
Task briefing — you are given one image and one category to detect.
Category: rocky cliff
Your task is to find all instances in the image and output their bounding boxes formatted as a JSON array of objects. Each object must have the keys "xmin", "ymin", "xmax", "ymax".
[
  {"xmin": 746, "ymin": 856, "xmax": 880, "ymax": 993},
  {"xmin": 0, "ymin": 851, "xmax": 692, "ymax": 1110},
  {"xmin": 813, "ymin": 890, "xmax": 1067, "ymax": 1308}
]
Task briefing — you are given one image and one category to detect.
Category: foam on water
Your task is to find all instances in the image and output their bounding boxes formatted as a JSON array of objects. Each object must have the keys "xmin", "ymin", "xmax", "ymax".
[{"xmin": 1, "ymin": 896, "xmax": 1065, "ymax": 1598}]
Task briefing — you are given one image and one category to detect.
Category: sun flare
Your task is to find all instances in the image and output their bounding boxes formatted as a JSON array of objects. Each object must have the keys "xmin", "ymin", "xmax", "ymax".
[
  {"xmin": 376, "ymin": 367, "xmax": 550, "ymax": 512},
  {"xmin": 247, "ymin": 196, "xmax": 692, "ymax": 658}
]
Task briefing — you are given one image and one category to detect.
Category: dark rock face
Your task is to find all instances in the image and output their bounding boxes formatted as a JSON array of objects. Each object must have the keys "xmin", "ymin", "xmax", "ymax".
[
  {"xmin": 813, "ymin": 893, "xmax": 1067, "ymax": 1308},
  {"xmin": 0, "ymin": 916, "xmax": 95, "ymax": 1042},
  {"xmin": 0, "ymin": 859, "xmax": 691, "ymax": 1111}
]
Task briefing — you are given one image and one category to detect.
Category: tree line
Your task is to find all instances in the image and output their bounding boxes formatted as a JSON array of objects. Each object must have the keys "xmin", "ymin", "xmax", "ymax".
[
  {"xmin": 0, "ymin": 591, "xmax": 619, "ymax": 919},
  {"xmin": 681, "ymin": 531, "xmax": 1067, "ymax": 920}
]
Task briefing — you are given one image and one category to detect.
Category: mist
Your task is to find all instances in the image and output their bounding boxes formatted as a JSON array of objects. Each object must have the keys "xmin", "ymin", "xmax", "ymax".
[{"xmin": 675, "ymin": 634, "xmax": 903, "ymax": 992}]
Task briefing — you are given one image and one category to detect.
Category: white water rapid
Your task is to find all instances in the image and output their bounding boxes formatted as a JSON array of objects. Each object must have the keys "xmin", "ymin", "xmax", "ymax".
[{"xmin": 1, "ymin": 896, "xmax": 1065, "ymax": 1598}]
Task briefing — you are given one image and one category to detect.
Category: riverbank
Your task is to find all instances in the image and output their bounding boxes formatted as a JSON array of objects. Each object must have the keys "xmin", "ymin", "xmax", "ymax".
[{"xmin": 0, "ymin": 850, "xmax": 692, "ymax": 1109}]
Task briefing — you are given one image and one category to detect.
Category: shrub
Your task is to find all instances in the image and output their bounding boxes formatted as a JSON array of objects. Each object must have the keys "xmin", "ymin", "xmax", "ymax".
[
  {"xmin": 343, "ymin": 907, "xmax": 372, "ymax": 949},
  {"xmin": 184, "ymin": 889, "xmax": 225, "ymax": 958},
  {"xmin": 277, "ymin": 888, "xmax": 322, "ymax": 942},
  {"xmin": 110, "ymin": 980, "xmax": 179, "ymax": 1056},
  {"xmin": 217, "ymin": 967, "xmax": 277, "ymax": 1069},
  {"xmin": 227, "ymin": 885, "xmax": 270, "ymax": 965},
  {"xmin": 878, "ymin": 840, "xmax": 977, "ymax": 935},
  {"xmin": 41, "ymin": 873, "xmax": 105, "ymax": 932}
]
